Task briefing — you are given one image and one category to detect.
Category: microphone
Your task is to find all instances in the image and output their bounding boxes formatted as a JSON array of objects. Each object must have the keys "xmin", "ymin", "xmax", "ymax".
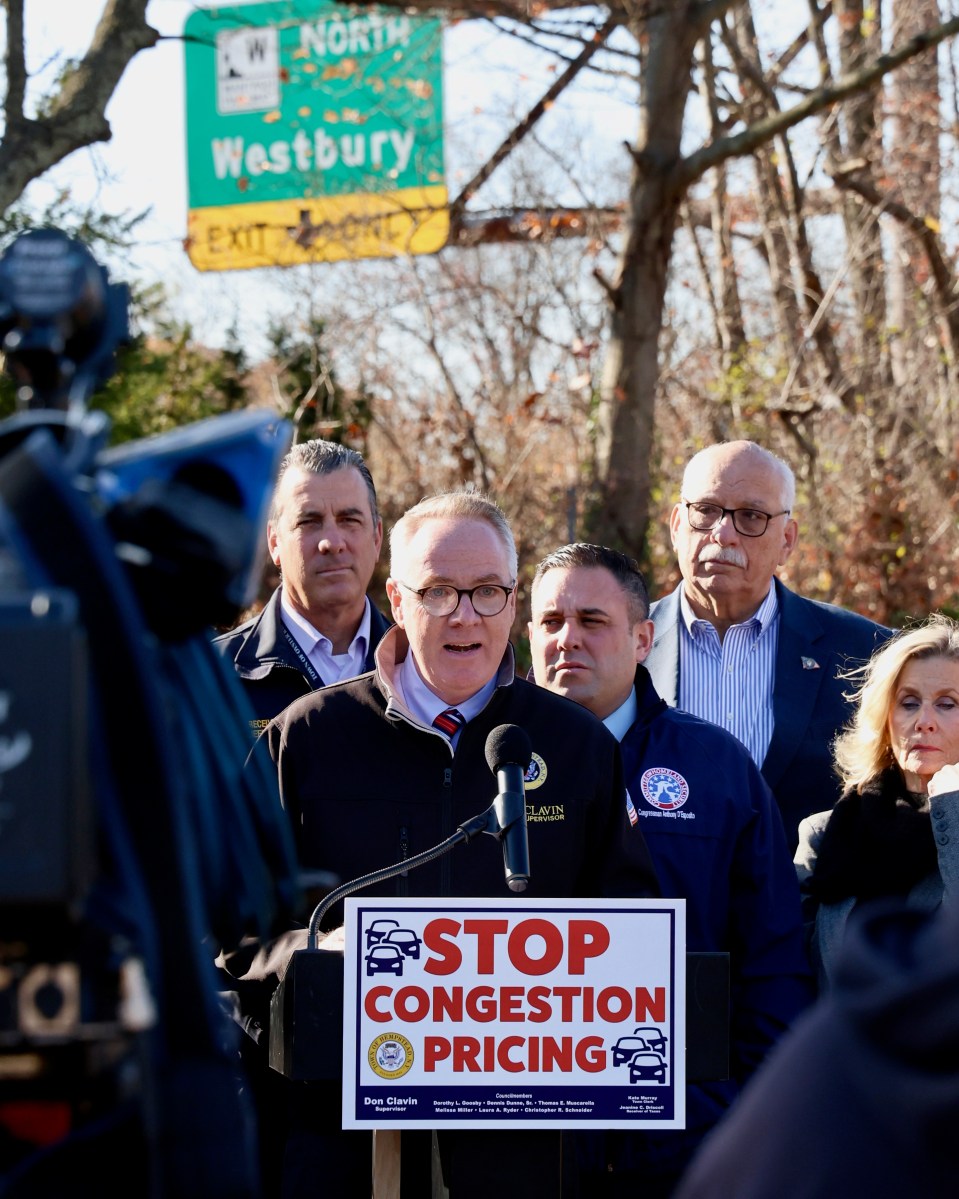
[{"xmin": 484, "ymin": 724, "xmax": 532, "ymax": 893}]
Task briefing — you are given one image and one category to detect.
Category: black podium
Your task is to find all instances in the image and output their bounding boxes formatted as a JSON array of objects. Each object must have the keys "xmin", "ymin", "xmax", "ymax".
[{"xmin": 270, "ymin": 947, "xmax": 729, "ymax": 1198}]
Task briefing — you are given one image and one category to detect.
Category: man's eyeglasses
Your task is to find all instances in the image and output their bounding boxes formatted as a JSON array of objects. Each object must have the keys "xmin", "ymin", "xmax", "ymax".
[
  {"xmin": 400, "ymin": 582, "xmax": 515, "ymax": 617},
  {"xmin": 682, "ymin": 501, "xmax": 790, "ymax": 538}
]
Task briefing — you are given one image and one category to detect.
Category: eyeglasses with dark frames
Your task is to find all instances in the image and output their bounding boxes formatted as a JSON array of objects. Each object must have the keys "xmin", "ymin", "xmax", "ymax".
[
  {"xmin": 682, "ymin": 500, "xmax": 790, "ymax": 538},
  {"xmin": 399, "ymin": 581, "xmax": 516, "ymax": 617}
]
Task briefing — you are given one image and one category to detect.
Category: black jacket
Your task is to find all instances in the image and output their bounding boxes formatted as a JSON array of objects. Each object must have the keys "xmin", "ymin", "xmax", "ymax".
[
  {"xmin": 267, "ymin": 631, "xmax": 660, "ymax": 927},
  {"xmin": 213, "ymin": 586, "xmax": 391, "ymax": 733}
]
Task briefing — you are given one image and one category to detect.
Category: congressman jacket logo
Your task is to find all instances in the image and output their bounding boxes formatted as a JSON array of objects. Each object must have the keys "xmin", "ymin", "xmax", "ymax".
[{"xmin": 640, "ymin": 767, "xmax": 689, "ymax": 811}]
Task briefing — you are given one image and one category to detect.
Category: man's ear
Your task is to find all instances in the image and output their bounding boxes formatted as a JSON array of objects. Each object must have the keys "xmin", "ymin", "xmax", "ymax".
[
  {"xmin": 634, "ymin": 618, "xmax": 655, "ymax": 664},
  {"xmin": 779, "ymin": 516, "xmax": 799, "ymax": 567},
  {"xmin": 267, "ymin": 522, "xmax": 281, "ymax": 568},
  {"xmin": 385, "ymin": 578, "xmax": 405, "ymax": 627},
  {"xmin": 668, "ymin": 503, "xmax": 683, "ymax": 551}
]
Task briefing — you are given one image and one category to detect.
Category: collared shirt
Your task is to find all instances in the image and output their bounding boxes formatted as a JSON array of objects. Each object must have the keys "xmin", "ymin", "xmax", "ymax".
[
  {"xmin": 280, "ymin": 592, "xmax": 372, "ymax": 684},
  {"xmin": 677, "ymin": 584, "xmax": 779, "ymax": 766},
  {"xmin": 603, "ymin": 688, "xmax": 638, "ymax": 744},
  {"xmin": 396, "ymin": 652, "xmax": 499, "ymax": 748}
]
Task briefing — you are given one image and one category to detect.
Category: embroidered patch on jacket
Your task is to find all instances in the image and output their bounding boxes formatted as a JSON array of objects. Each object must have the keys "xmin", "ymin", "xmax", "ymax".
[
  {"xmin": 524, "ymin": 752, "xmax": 548, "ymax": 791},
  {"xmin": 640, "ymin": 767, "xmax": 690, "ymax": 811}
]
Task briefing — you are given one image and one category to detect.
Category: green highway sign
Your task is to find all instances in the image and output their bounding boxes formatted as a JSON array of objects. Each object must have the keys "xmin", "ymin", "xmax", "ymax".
[{"xmin": 184, "ymin": 1, "xmax": 448, "ymax": 269}]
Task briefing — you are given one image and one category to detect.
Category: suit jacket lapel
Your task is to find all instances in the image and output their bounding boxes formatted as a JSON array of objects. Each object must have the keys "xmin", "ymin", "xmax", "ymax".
[
  {"xmin": 762, "ymin": 579, "xmax": 827, "ymax": 789},
  {"xmin": 647, "ymin": 587, "xmax": 681, "ymax": 707}
]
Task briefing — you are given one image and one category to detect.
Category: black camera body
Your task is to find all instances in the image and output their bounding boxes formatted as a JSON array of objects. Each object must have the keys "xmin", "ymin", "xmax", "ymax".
[{"xmin": 0, "ymin": 230, "xmax": 298, "ymax": 1197}]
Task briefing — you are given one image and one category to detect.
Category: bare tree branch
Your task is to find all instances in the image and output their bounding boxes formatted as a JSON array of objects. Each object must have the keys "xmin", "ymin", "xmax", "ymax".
[
  {"xmin": 4, "ymin": 0, "xmax": 27, "ymax": 127},
  {"xmin": 449, "ymin": 13, "xmax": 621, "ymax": 214},
  {"xmin": 833, "ymin": 169, "xmax": 959, "ymax": 363},
  {"xmin": 0, "ymin": 0, "xmax": 159, "ymax": 212},
  {"xmin": 677, "ymin": 13, "xmax": 959, "ymax": 190}
]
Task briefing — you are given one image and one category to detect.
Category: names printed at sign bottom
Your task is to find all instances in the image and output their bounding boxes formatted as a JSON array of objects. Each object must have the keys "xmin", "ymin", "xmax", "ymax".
[{"xmin": 341, "ymin": 898, "xmax": 685, "ymax": 1130}]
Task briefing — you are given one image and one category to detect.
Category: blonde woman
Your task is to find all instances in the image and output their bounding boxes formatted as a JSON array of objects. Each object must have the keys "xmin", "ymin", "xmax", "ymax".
[{"xmin": 795, "ymin": 614, "xmax": 959, "ymax": 988}]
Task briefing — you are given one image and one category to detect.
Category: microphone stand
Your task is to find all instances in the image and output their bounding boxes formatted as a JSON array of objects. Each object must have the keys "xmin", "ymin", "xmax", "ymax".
[
  {"xmin": 307, "ymin": 807, "xmax": 496, "ymax": 948},
  {"xmin": 271, "ymin": 803, "xmax": 506, "ymax": 1080}
]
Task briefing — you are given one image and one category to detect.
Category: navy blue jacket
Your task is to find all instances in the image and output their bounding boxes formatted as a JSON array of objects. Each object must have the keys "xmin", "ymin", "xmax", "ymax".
[
  {"xmin": 212, "ymin": 586, "xmax": 391, "ymax": 735},
  {"xmin": 624, "ymin": 668, "xmax": 811, "ymax": 1076},
  {"xmin": 646, "ymin": 578, "xmax": 891, "ymax": 850},
  {"xmin": 566, "ymin": 669, "xmax": 811, "ymax": 1191}
]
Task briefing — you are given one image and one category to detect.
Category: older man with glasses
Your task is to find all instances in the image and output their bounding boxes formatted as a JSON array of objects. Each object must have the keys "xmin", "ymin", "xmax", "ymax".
[
  {"xmin": 645, "ymin": 440, "xmax": 891, "ymax": 849},
  {"xmin": 252, "ymin": 490, "xmax": 659, "ymax": 1198}
]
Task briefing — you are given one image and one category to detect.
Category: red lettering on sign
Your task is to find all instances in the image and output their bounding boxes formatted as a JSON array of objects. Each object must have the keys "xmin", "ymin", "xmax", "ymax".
[
  {"xmin": 508, "ymin": 919, "xmax": 563, "ymax": 975},
  {"xmin": 422, "ymin": 918, "xmax": 463, "ymax": 975},
  {"xmin": 635, "ymin": 987, "xmax": 666, "ymax": 1022},
  {"xmin": 364, "ymin": 985, "xmax": 392, "ymax": 1023},
  {"xmin": 423, "ymin": 1037, "xmax": 451, "ymax": 1069},
  {"xmin": 462, "ymin": 919, "xmax": 509, "ymax": 973},
  {"xmin": 567, "ymin": 920, "xmax": 610, "ymax": 973}
]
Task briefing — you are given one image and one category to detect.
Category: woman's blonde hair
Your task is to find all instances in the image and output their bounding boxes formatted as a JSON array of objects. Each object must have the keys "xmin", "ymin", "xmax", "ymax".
[{"xmin": 833, "ymin": 613, "xmax": 959, "ymax": 791}]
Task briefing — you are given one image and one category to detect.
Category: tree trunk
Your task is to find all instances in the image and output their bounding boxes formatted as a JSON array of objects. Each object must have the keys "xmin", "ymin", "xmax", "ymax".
[{"xmin": 589, "ymin": 1, "xmax": 705, "ymax": 558}]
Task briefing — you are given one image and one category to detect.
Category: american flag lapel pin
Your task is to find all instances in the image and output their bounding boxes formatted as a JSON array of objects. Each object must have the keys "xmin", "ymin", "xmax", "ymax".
[{"xmin": 801, "ymin": 656, "xmax": 820, "ymax": 671}]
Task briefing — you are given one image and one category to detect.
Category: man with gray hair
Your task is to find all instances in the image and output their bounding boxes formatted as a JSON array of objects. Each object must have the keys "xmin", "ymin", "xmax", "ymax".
[
  {"xmin": 259, "ymin": 491, "xmax": 659, "ymax": 1196},
  {"xmin": 645, "ymin": 440, "xmax": 890, "ymax": 848},
  {"xmin": 214, "ymin": 439, "xmax": 389, "ymax": 735}
]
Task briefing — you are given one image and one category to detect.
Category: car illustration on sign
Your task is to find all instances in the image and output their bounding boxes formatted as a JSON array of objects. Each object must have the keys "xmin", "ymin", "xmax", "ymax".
[
  {"xmin": 632, "ymin": 1026, "xmax": 667, "ymax": 1056},
  {"xmin": 365, "ymin": 919, "xmax": 400, "ymax": 948},
  {"xmin": 365, "ymin": 944, "xmax": 406, "ymax": 976},
  {"xmin": 382, "ymin": 928, "xmax": 422, "ymax": 959},
  {"xmin": 612, "ymin": 1035, "xmax": 655, "ymax": 1068},
  {"xmin": 611, "ymin": 1025, "xmax": 669, "ymax": 1067},
  {"xmin": 628, "ymin": 1051, "xmax": 667, "ymax": 1085}
]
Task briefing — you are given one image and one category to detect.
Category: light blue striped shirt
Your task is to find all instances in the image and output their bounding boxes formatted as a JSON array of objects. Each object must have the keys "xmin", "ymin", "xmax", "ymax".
[{"xmin": 677, "ymin": 585, "xmax": 779, "ymax": 766}]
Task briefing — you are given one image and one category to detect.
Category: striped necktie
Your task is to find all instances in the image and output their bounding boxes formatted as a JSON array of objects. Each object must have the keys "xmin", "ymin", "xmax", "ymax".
[{"xmin": 432, "ymin": 708, "xmax": 465, "ymax": 736}]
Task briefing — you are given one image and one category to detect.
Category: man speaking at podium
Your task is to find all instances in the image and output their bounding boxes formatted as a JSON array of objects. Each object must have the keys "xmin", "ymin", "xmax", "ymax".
[{"xmin": 262, "ymin": 491, "xmax": 659, "ymax": 1196}]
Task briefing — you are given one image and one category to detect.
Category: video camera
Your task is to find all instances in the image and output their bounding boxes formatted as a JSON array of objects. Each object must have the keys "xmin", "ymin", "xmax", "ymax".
[{"xmin": 0, "ymin": 229, "xmax": 299, "ymax": 1198}]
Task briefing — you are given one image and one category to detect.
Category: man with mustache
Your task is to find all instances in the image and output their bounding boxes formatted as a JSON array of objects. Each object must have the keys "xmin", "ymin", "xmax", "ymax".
[
  {"xmin": 215, "ymin": 439, "xmax": 390, "ymax": 737},
  {"xmin": 645, "ymin": 441, "xmax": 890, "ymax": 848}
]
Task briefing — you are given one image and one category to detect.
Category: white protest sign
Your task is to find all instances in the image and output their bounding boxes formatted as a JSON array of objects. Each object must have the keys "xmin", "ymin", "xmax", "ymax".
[{"xmin": 342, "ymin": 898, "xmax": 685, "ymax": 1130}]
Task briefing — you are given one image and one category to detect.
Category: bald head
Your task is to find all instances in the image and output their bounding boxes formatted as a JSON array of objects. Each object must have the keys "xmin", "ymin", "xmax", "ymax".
[
  {"xmin": 670, "ymin": 441, "xmax": 798, "ymax": 635},
  {"xmin": 681, "ymin": 442, "xmax": 795, "ymax": 512}
]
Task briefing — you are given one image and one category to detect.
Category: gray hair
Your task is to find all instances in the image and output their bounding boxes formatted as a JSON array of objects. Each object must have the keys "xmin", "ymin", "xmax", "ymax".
[
  {"xmin": 271, "ymin": 439, "xmax": 378, "ymax": 525},
  {"xmin": 532, "ymin": 543, "xmax": 650, "ymax": 624},
  {"xmin": 389, "ymin": 491, "xmax": 518, "ymax": 579}
]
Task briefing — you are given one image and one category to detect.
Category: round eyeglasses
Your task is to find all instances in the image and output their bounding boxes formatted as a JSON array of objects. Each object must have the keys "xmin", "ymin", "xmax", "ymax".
[
  {"xmin": 683, "ymin": 500, "xmax": 790, "ymax": 538},
  {"xmin": 400, "ymin": 582, "xmax": 515, "ymax": 617}
]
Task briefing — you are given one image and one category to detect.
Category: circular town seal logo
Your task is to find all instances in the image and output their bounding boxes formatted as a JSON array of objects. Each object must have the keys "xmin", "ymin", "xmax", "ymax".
[
  {"xmin": 640, "ymin": 767, "xmax": 690, "ymax": 811},
  {"xmin": 524, "ymin": 752, "xmax": 548, "ymax": 791},
  {"xmin": 368, "ymin": 1033, "xmax": 414, "ymax": 1079}
]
